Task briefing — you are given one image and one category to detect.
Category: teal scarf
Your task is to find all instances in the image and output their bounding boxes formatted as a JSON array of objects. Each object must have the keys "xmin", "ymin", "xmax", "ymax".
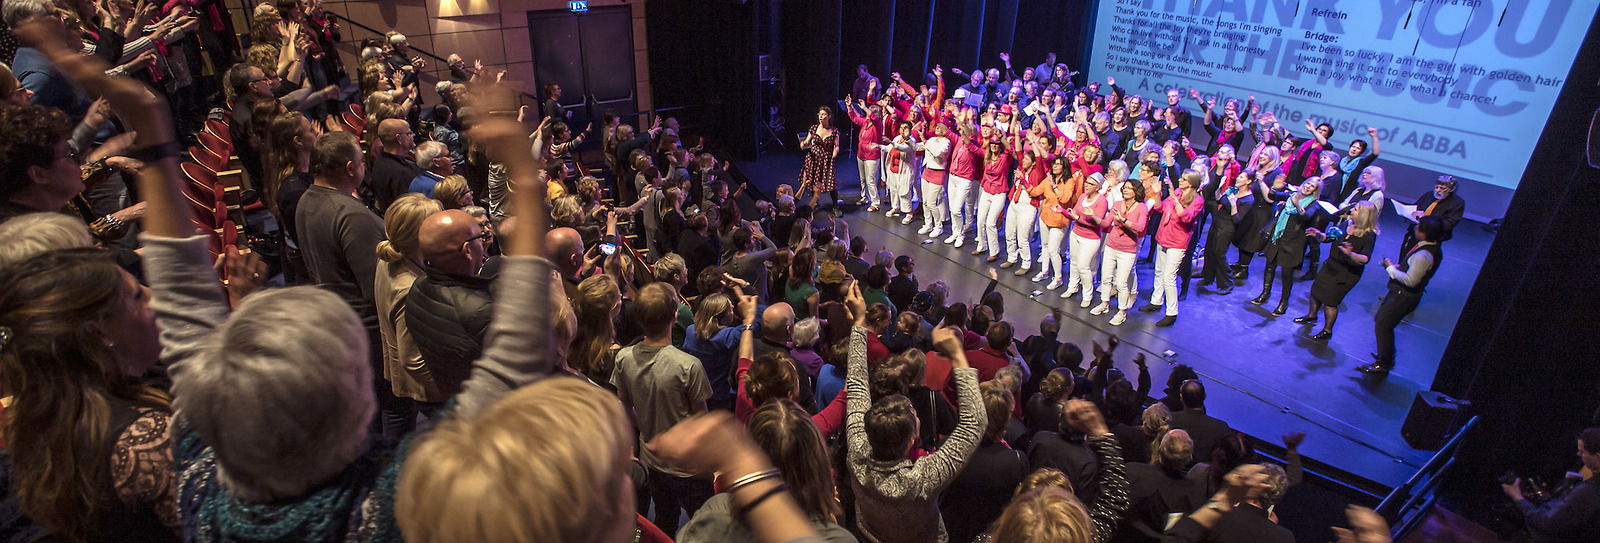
[{"xmin": 1271, "ymin": 194, "xmax": 1317, "ymax": 241}]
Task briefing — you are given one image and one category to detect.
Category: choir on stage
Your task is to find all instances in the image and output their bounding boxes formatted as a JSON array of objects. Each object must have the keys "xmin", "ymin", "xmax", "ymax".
[{"xmin": 811, "ymin": 54, "xmax": 1467, "ymax": 373}]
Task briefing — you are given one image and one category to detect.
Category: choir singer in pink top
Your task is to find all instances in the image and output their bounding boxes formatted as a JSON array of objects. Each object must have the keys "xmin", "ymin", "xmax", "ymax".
[{"xmin": 1141, "ymin": 171, "xmax": 1204, "ymax": 325}]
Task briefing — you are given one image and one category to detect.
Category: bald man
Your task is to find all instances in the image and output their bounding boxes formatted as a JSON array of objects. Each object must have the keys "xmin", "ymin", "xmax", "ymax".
[
  {"xmin": 405, "ymin": 209, "xmax": 494, "ymax": 399},
  {"xmin": 544, "ymin": 226, "xmax": 586, "ymax": 301},
  {"xmin": 370, "ymin": 118, "xmax": 422, "ymax": 214},
  {"xmin": 750, "ymin": 302, "xmax": 816, "ymax": 411}
]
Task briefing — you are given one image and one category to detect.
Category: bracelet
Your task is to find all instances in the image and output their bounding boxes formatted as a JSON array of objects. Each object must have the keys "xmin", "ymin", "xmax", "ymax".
[
  {"xmin": 126, "ymin": 141, "xmax": 181, "ymax": 163},
  {"xmin": 736, "ymin": 483, "xmax": 788, "ymax": 517},
  {"xmin": 99, "ymin": 214, "xmax": 125, "ymax": 231},
  {"xmin": 724, "ymin": 468, "xmax": 780, "ymax": 494}
]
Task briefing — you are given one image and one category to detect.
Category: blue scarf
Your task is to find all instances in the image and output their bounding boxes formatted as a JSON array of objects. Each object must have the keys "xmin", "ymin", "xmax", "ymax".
[{"xmin": 1270, "ymin": 194, "xmax": 1317, "ymax": 241}]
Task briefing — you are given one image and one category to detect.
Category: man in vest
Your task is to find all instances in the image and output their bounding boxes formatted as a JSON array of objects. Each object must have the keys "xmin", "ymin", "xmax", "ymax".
[{"xmin": 1361, "ymin": 216, "xmax": 1444, "ymax": 375}]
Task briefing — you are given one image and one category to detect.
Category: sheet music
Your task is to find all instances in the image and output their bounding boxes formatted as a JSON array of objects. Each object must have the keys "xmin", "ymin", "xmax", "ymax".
[
  {"xmin": 1316, "ymin": 200, "xmax": 1339, "ymax": 215},
  {"xmin": 1391, "ymin": 199, "xmax": 1420, "ymax": 223}
]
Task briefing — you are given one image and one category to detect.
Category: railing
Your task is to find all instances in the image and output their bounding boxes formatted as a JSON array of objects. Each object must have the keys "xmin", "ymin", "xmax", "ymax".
[{"xmin": 1375, "ymin": 415, "xmax": 1480, "ymax": 540}]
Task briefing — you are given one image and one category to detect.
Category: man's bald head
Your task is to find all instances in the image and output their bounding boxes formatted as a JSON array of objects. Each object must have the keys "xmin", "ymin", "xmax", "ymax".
[
  {"xmin": 378, "ymin": 119, "xmax": 414, "ymax": 154},
  {"xmin": 418, "ymin": 209, "xmax": 481, "ymax": 274},
  {"xmin": 761, "ymin": 302, "xmax": 795, "ymax": 342},
  {"xmin": 546, "ymin": 227, "xmax": 584, "ymax": 278}
]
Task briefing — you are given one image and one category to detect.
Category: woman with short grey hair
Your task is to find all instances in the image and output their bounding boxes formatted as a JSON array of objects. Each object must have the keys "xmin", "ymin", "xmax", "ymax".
[{"xmin": 0, "ymin": 211, "xmax": 93, "ymax": 268}]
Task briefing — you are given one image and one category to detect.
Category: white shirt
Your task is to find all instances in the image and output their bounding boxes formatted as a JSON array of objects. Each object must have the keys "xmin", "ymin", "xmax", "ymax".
[
  {"xmin": 919, "ymin": 136, "xmax": 952, "ymax": 170},
  {"xmin": 1386, "ymin": 242, "xmax": 1437, "ymax": 288}
]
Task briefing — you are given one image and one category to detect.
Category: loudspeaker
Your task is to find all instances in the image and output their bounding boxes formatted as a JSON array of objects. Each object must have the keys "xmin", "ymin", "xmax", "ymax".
[{"xmin": 1402, "ymin": 391, "xmax": 1468, "ymax": 451}]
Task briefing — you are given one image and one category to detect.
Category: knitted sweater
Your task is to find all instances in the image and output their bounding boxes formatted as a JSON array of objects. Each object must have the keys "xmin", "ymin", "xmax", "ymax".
[
  {"xmin": 845, "ymin": 326, "xmax": 982, "ymax": 543},
  {"xmin": 145, "ymin": 234, "xmax": 554, "ymax": 542}
]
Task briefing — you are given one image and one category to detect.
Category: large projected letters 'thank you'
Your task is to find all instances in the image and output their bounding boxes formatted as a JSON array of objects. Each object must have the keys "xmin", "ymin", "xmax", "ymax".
[{"xmin": 1087, "ymin": 0, "xmax": 1596, "ymax": 191}]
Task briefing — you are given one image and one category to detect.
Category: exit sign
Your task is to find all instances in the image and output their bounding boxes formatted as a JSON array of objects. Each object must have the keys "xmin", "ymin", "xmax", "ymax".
[{"xmin": 569, "ymin": 0, "xmax": 587, "ymax": 12}]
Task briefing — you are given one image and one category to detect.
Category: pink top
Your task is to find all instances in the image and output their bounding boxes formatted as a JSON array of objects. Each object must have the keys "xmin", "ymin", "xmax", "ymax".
[
  {"xmin": 1071, "ymin": 193, "xmax": 1108, "ymax": 239},
  {"xmin": 980, "ymin": 151, "xmax": 1014, "ymax": 194},
  {"xmin": 1153, "ymin": 194, "xmax": 1204, "ymax": 249},
  {"xmin": 849, "ymin": 109, "xmax": 885, "ymax": 160},
  {"xmin": 734, "ymin": 357, "xmax": 848, "ymax": 438},
  {"xmin": 1011, "ymin": 156, "xmax": 1048, "ymax": 204},
  {"xmin": 949, "ymin": 134, "xmax": 984, "ymax": 180},
  {"xmin": 1103, "ymin": 199, "xmax": 1149, "ymax": 253}
]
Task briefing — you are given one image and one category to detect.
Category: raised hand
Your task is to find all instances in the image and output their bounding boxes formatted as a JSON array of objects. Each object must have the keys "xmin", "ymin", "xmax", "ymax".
[
  {"xmin": 648, "ymin": 412, "xmax": 768, "ymax": 478},
  {"xmin": 1107, "ymin": 76, "xmax": 1116, "ymax": 86},
  {"xmin": 845, "ymin": 280, "xmax": 867, "ymax": 324},
  {"xmin": 737, "ymin": 292, "xmax": 758, "ymax": 323},
  {"xmin": 1366, "ymin": 126, "xmax": 1379, "ymax": 136},
  {"xmin": 1282, "ymin": 431, "xmax": 1307, "ymax": 450},
  {"xmin": 1063, "ymin": 399, "xmax": 1109, "ymax": 435},
  {"xmin": 1220, "ymin": 464, "xmax": 1272, "ymax": 506},
  {"xmin": 931, "ymin": 325, "xmax": 964, "ymax": 357},
  {"xmin": 1189, "ymin": 88, "xmax": 1200, "ymax": 99},
  {"xmin": 1332, "ymin": 506, "xmax": 1392, "ymax": 543}
]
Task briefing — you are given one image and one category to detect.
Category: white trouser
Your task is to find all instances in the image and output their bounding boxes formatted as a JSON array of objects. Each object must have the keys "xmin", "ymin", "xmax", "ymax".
[
  {"xmin": 886, "ymin": 168, "xmax": 915, "ymax": 213},
  {"xmin": 976, "ymin": 192, "xmax": 1007, "ymax": 253},
  {"xmin": 908, "ymin": 162, "xmax": 922, "ymax": 206},
  {"xmin": 1068, "ymin": 231, "xmax": 1102, "ymax": 293},
  {"xmin": 1151, "ymin": 244, "xmax": 1186, "ymax": 316},
  {"xmin": 1004, "ymin": 199, "xmax": 1038, "ymax": 266},
  {"xmin": 947, "ymin": 174, "xmax": 976, "ymax": 236},
  {"xmin": 921, "ymin": 180, "xmax": 948, "ymax": 231},
  {"xmin": 966, "ymin": 182, "xmax": 981, "ymax": 229},
  {"xmin": 857, "ymin": 158, "xmax": 881, "ymax": 206},
  {"xmin": 1099, "ymin": 247, "xmax": 1138, "ymax": 310},
  {"xmin": 1040, "ymin": 226, "xmax": 1066, "ymax": 281}
]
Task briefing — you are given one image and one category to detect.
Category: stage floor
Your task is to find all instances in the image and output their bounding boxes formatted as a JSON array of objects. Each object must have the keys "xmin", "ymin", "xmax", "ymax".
[{"xmin": 734, "ymin": 152, "xmax": 1491, "ymax": 489}]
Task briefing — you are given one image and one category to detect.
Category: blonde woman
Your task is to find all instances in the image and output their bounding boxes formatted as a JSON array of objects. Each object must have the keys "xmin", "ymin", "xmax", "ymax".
[
  {"xmin": 433, "ymin": 174, "xmax": 473, "ymax": 209},
  {"xmin": 1249, "ymin": 177, "xmax": 1320, "ymax": 317},
  {"xmin": 1297, "ymin": 201, "xmax": 1378, "ymax": 341},
  {"xmin": 1141, "ymin": 171, "xmax": 1203, "ymax": 326},
  {"xmin": 376, "ymin": 194, "xmax": 444, "ymax": 429}
]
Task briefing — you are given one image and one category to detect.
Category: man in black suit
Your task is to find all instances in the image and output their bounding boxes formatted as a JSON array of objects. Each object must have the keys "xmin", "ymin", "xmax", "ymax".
[
  {"xmin": 1027, "ymin": 420, "xmax": 1101, "ymax": 506},
  {"xmin": 1162, "ymin": 463, "xmax": 1294, "ymax": 543},
  {"xmin": 1168, "ymin": 380, "xmax": 1232, "ymax": 460},
  {"xmin": 844, "ymin": 235, "xmax": 872, "ymax": 279},
  {"xmin": 885, "ymin": 254, "xmax": 919, "ymax": 311},
  {"xmin": 368, "ymin": 118, "xmax": 421, "ymax": 215},
  {"xmin": 1400, "ymin": 174, "xmax": 1466, "ymax": 256},
  {"xmin": 1119, "ymin": 430, "xmax": 1207, "ymax": 542}
]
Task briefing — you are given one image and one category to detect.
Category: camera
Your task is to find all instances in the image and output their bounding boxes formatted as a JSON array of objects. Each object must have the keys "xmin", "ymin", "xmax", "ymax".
[{"xmin": 600, "ymin": 234, "xmax": 619, "ymax": 256}]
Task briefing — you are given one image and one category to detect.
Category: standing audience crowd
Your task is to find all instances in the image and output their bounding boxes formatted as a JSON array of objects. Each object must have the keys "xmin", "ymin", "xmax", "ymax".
[{"xmin": 0, "ymin": 1, "xmax": 1573, "ymax": 542}]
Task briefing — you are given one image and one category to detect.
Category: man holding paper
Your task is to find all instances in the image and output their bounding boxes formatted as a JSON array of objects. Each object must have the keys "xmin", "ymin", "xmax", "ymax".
[{"xmin": 1398, "ymin": 175, "xmax": 1466, "ymax": 256}]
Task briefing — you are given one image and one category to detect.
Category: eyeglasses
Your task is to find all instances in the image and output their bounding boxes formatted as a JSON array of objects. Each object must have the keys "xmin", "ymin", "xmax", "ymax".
[{"xmin": 461, "ymin": 230, "xmax": 491, "ymax": 249}]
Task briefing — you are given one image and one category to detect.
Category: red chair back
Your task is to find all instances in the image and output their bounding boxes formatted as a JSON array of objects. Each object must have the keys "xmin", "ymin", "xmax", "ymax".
[
  {"xmin": 198, "ymin": 131, "xmax": 231, "ymax": 157},
  {"xmin": 341, "ymin": 111, "xmax": 366, "ymax": 134},
  {"xmin": 203, "ymin": 118, "xmax": 231, "ymax": 143},
  {"xmin": 189, "ymin": 146, "xmax": 229, "ymax": 173}
]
